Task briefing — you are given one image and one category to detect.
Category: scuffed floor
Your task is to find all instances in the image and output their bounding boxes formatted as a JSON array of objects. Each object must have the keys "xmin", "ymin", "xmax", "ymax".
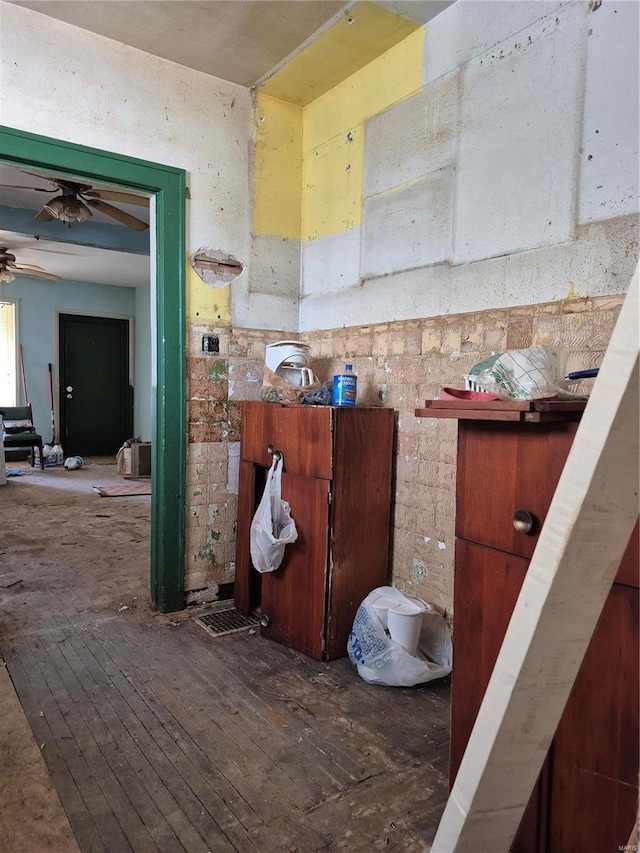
[{"xmin": 0, "ymin": 462, "xmax": 450, "ymax": 852}]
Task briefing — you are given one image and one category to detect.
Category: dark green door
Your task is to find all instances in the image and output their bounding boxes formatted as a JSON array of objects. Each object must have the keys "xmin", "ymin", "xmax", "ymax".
[{"xmin": 59, "ymin": 314, "xmax": 132, "ymax": 456}]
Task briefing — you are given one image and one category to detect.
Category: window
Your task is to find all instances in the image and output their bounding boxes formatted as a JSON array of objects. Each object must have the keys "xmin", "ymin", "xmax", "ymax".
[{"xmin": 0, "ymin": 300, "xmax": 17, "ymax": 405}]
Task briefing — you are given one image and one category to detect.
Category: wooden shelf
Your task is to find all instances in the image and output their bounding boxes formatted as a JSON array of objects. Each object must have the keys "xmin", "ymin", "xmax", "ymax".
[{"xmin": 415, "ymin": 399, "xmax": 587, "ymax": 423}]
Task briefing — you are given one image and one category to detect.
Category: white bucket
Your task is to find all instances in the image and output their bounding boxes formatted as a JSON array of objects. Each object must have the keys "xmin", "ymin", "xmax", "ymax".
[
  {"xmin": 387, "ymin": 600, "xmax": 425, "ymax": 656},
  {"xmin": 370, "ymin": 591, "xmax": 426, "ymax": 655},
  {"xmin": 371, "ymin": 593, "xmax": 400, "ymax": 630}
]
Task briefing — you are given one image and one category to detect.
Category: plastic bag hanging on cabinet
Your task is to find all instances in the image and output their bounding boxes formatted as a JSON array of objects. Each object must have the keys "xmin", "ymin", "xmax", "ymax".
[{"xmin": 250, "ymin": 456, "xmax": 298, "ymax": 573}]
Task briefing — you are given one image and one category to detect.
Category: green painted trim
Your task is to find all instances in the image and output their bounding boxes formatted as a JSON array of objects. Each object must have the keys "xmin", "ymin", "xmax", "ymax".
[{"xmin": 0, "ymin": 126, "xmax": 186, "ymax": 612}]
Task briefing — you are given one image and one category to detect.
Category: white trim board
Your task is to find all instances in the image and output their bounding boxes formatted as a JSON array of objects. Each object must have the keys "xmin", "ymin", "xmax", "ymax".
[{"xmin": 433, "ymin": 265, "xmax": 639, "ymax": 851}]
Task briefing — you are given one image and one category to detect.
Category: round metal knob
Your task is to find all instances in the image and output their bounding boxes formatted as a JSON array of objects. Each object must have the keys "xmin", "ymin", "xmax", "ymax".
[
  {"xmin": 260, "ymin": 614, "xmax": 270, "ymax": 628},
  {"xmin": 513, "ymin": 509, "xmax": 535, "ymax": 534}
]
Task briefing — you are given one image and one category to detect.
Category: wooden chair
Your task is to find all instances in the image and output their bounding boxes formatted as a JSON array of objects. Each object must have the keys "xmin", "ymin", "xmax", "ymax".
[{"xmin": 0, "ymin": 405, "xmax": 44, "ymax": 470}]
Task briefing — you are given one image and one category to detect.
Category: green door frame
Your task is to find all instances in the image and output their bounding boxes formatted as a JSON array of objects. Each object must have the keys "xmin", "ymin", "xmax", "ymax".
[{"xmin": 0, "ymin": 126, "xmax": 186, "ymax": 612}]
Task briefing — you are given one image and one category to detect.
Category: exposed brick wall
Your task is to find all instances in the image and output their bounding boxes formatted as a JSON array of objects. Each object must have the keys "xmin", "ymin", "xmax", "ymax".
[
  {"xmin": 184, "ymin": 294, "xmax": 625, "ymax": 610},
  {"xmin": 184, "ymin": 323, "xmax": 293, "ymax": 592},
  {"xmin": 305, "ymin": 294, "xmax": 625, "ymax": 614}
]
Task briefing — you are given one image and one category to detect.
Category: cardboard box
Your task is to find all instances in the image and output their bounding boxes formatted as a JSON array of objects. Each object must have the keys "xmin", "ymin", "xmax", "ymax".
[{"xmin": 122, "ymin": 443, "xmax": 151, "ymax": 478}]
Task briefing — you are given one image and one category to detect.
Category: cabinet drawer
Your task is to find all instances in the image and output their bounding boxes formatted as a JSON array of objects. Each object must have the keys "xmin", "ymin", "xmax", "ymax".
[
  {"xmin": 240, "ymin": 401, "xmax": 333, "ymax": 479},
  {"xmin": 456, "ymin": 420, "xmax": 578, "ymax": 559}
]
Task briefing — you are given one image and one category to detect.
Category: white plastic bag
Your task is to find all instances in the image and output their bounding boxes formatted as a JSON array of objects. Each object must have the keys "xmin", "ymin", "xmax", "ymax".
[
  {"xmin": 347, "ymin": 586, "xmax": 452, "ymax": 687},
  {"xmin": 250, "ymin": 456, "xmax": 298, "ymax": 573},
  {"xmin": 469, "ymin": 345, "xmax": 573, "ymax": 400}
]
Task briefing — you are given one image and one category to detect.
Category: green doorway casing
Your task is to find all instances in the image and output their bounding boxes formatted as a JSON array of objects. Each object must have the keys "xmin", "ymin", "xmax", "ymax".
[{"xmin": 0, "ymin": 126, "xmax": 186, "ymax": 613}]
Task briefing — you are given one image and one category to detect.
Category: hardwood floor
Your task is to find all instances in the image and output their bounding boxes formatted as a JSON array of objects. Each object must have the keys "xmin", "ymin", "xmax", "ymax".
[{"xmin": 0, "ymin": 465, "xmax": 450, "ymax": 852}]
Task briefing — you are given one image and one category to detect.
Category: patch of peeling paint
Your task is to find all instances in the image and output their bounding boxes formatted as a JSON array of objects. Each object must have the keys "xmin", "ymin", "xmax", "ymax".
[{"xmin": 413, "ymin": 558, "xmax": 428, "ymax": 580}]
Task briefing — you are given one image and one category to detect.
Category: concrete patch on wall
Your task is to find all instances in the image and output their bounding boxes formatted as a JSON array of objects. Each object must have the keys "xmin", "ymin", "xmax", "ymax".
[
  {"xmin": 361, "ymin": 168, "xmax": 454, "ymax": 279},
  {"xmin": 249, "ymin": 234, "xmax": 301, "ymax": 299},
  {"xmin": 578, "ymin": 0, "xmax": 640, "ymax": 223},
  {"xmin": 190, "ymin": 247, "xmax": 244, "ymax": 288},
  {"xmin": 302, "ymin": 228, "xmax": 361, "ymax": 296},
  {"xmin": 299, "ymin": 214, "xmax": 638, "ymax": 331},
  {"xmin": 232, "ymin": 288, "xmax": 300, "ymax": 331},
  {"xmin": 423, "ymin": 1, "xmax": 565, "ymax": 85},
  {"xmin": 453, "ymin": 3, "xmax": 586, "ymax": 264},
  {"xmin": 364, "ymin": 72, "xmax": 459, "ymax": 198}
]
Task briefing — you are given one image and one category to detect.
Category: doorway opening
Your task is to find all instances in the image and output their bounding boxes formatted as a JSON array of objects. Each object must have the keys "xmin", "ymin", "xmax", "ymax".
[{"xmin": 0, "ymin": 126, "xmax": 186, "ymax": 612}]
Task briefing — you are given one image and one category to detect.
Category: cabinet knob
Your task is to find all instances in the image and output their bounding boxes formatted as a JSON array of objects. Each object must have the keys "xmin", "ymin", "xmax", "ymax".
[
  {"xmin": 513, "ymin": 509, "xmax": 535, "ymax": 534},
  {"xmin": 260, "ymin": 614, "xmax": 270, "ymax": 628}
]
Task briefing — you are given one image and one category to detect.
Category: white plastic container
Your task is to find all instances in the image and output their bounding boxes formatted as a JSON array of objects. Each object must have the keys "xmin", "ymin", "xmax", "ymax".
[
  {"xmin": 387, "ymin": 601, "xmax": 425, "ymax": 656},
  {"xmin": 264, "ymin": 341, "xmax": 310, "ymax": 372},
  {"xmin": 63, "ymin": 456, "xmax": 83, "ymax": 470},
  {"xmin": 371, "ymin": 591, "xmax": 427, "ymax": 656}
]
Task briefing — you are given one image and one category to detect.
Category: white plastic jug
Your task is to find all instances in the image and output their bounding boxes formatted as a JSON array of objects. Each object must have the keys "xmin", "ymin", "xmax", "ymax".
[{"xmin": 63, "ymin": 456, "xmax": 83, "ymax": 470}]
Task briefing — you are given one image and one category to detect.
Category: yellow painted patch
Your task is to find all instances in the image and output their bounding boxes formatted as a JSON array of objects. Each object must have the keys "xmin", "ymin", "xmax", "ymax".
[
  {"xmin": 302, "ymin": 28, "xmax": 424, "ymax": 241},
  {"xmin": 186, "ymin": 257, "xmax": 230, "ymax": 325},
  {"xmin": 260, "ymin": 2, "xmax": 420, "ymax": 107},
  {"xmin": 253, "ymin": 92, "xmax": 302, "ymax": 240},
  {"xmin": 567, "ymin": 280, "xmax": 576, "ymax": 300},
  {"xmin": 303, "ymin": 129, "xmax": 364, "ymax": 242}
]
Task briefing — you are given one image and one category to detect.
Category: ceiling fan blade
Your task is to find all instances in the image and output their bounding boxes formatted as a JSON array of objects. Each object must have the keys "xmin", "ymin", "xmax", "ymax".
[
  {"xmin": 0, "ymin": 183, "xmax": 51, "ymax": 192},
  {"xmin": 12, "ymin": 267, "xmax": 60, "ymax": 282},
  {"xmin": 84, "ymin": 189, "xmax": 149, "ymax": 207},
  {"xmin": 34, "ymin": 205, "xmax": 55, "ymax": 222},
  {"xmin": 21, "ymin": 171, "xmax": 91, "ymax": 193},
  {"xmin": 10, "ymin": 262, "xmax": 46, "ymax": 272},
  {"xmin": 86, "ymin": 199, "xmax": 149, "ymax": 231}
]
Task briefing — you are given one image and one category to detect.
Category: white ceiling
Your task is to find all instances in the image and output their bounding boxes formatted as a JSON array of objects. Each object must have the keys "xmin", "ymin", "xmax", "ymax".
[
  {"xmin": 1, "ymin": 0, "xmax": 452, "ymax": 288},
  {"xmin": 8, "ymin": 1, "xmax": 450, "ymax": 86}
]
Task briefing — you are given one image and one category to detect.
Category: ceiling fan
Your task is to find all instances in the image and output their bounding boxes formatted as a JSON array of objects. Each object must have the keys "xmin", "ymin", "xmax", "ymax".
[
  {"xmin": 2, "ymin": 173, "xmax": 149, "ymax": 231},
  {"xmin": 0, "ymin": 247, "xmax": 60, "ymax": 283}
]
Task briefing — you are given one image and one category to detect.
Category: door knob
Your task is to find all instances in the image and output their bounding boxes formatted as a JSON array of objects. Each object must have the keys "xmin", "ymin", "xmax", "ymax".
[
  {"xmin": 66, "ymin": 393, "xmax": 73, "ymax": 399},
  {"xmin": 260, "ymin": 614, "xmax": 270, "ymax": 628},
  {"xmin": 513, "ymin": 509, "xmax": 535, "ymax": 534}
]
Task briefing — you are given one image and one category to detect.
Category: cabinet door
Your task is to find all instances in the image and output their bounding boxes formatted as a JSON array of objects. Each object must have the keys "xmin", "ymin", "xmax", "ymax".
[
  {"xmin": 240, "ymin": 401, "xmax": 333, "ymax": 479},
  {"xmin": 261, "ymin": 471, "xmax": 330, "ymax": 660},
  {"xmin": 456, "ymin": 421, "xmax": 578, "ymax": 559},
  {"xmin": 452, "ymin": 539, "xmax": 547, "ymax": 853},
  {"xmin": 549, "ymin": 582, "xmax": 639, "ymax": 852}
]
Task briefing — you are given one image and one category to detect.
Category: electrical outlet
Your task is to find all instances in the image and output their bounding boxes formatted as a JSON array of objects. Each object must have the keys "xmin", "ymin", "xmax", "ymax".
[{"xmin": 202, "ymin": 335, "xmax": 219, "ymax": 354}]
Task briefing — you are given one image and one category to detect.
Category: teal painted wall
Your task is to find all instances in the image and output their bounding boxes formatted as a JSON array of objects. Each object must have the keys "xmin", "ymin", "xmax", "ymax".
[{"xmin": 0, "ymin": 276, "xmax": 150, "ymax": 450}]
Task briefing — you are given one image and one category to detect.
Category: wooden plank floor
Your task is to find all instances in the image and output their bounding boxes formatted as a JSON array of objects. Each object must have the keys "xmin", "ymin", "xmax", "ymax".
[{"xmin": 0, "ymin": 467, "xmax": 451, "ymax": 852}]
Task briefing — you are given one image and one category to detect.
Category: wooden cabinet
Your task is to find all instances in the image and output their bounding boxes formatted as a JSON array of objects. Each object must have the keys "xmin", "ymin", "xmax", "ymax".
[
  {"xmin": 415, "ymin": 402, "xmax": 639, "ymax": 851},
  {"xmin": 235, "ymin": 401, "xmax": 395, "ymax": 661}
]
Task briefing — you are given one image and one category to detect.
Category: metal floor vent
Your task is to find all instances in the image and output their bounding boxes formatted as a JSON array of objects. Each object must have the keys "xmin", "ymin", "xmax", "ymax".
[{"xmin": 195, "ymin": 608, "xmax": 260, "ymax": 638}]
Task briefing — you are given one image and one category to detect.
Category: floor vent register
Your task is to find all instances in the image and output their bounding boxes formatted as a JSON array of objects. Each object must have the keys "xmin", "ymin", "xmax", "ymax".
[{"xmin": 195, "ymin": 608, "xmax": 260, "ymax": 638}]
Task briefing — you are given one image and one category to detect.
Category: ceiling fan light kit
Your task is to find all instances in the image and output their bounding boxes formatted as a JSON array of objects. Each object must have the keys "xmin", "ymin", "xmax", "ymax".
[{"xmin": 43, "ymin": 194, "xmax": 93, "ymax": 224}]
